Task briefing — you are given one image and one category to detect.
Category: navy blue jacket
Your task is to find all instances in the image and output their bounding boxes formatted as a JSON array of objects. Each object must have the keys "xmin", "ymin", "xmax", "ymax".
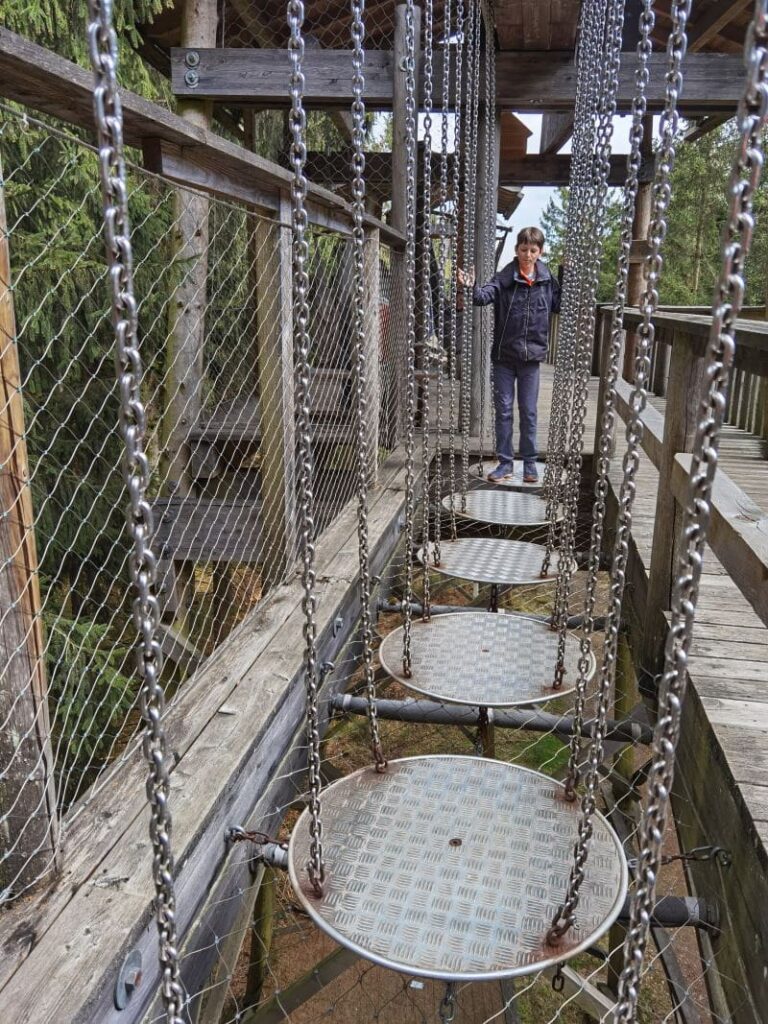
[{"xmin": 472, "ymin": 258, "xmax": 561, "ymax": 365}]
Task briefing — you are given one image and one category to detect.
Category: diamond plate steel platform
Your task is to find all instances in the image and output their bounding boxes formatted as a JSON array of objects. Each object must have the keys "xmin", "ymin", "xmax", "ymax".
[
  {"xmin": 477, "ymin": 460, "xmax": 549, "ymax": 490},
  {"xmin": 378, "ymin": 612, "xmax": 593, "ymax": 707},
  {"xmin": 419, "ymin": 538, "xmax": 570, "ymax": 586},
  {"xmin": 289, "ymin": 756, "xmax": 627, "ymax": 981},
  {"xmin": 442, "ymin": 490, "xmax": 561, "ymax": 527}
]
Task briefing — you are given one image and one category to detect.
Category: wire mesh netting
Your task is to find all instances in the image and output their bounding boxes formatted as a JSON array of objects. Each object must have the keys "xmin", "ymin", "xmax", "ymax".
[{"xmin": 0, "ymin": 104, "xmax": 404, "ymax": 900}]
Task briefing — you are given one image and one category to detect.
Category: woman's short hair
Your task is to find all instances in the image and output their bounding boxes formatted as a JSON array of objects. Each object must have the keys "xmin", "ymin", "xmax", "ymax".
[{"xmin": 516, "ymin": 226, "xmax": 545, "ymax": 250}]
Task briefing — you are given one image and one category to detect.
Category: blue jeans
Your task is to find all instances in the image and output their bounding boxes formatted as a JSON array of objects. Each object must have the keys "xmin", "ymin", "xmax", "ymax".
[{"xmin": 493, "ymin": 360, "xmax": 540, "ymax": 467}]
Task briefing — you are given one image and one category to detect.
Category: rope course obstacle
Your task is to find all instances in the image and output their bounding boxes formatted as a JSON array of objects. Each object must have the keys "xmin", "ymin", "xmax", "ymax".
[{"xmin": 2, "ymin": 0, "xmax": 768, "ymax": 1021}]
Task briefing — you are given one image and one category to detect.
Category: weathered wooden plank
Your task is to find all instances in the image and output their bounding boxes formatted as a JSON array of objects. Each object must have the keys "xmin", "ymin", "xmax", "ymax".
[
  {"xmin": 500, "ymin": 154, "xmax": 652, "ymax": 186},
  {"xmin": 688, "ymin": 0, "xmax": 752, "ymax": 52},
  {"xmin": 168, "ymin": 48, "xmax": 745, "ymax": 113},
  {"xmin": 0, "ymin": 447, "xmax": 413, "ymax": 1018},
  {"xmin": 671, "ymin": 454, "xmax": 768, "ymax": 629},
  {"xmin": 0, "ymin": 29, "xmax": 404, "ymax": 249},
  {"xmin": 642, "ymin": 331, "xmax": 708, "ymax": 674},
  {"xmin": 539, "ymin": 111, "xmax": 574, "ymax": 154},
  {"xmin": 614, "ymin": 376, "xmax": 665, "ymax": 468},
  {"xmin": 0, "ymin": 151, "xmax": 59, "ymax": 892}
]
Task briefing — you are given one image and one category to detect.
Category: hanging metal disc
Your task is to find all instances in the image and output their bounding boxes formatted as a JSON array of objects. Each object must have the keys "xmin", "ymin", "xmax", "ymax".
[
  {"xmin": 419, "ymin": 538, "xmax": 571, "ymax": 586},
  {"xmin": 289, "ymin": 756, "xmax": 627, "ymax": 981},
  {"xmin": 442, "ymin": 490, "xmax": 562, "ymax": 527},
  {"xmin": 476, "ymin": 460, "xmax": 552, "ymax": 491},
  {"xmin": 378, "ymin": 612, "xmax": 592, "ymax": 707}
]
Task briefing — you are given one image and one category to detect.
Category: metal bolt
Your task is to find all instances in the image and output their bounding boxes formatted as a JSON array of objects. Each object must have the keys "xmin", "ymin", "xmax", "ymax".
[
  {"xmin": 114, "ymin": 949, "xmax": 143, "ymax": 1010},
  {"xmin": 332, "ymin": 616, "xmax": 343, "ymax": 637},
  {"xmin": 184, "ymin": 50, "xmax": 200, "ymax": 68},
  {"xmin": 184, "ymin": 69, "xmax": 200, "ymax": 88}
]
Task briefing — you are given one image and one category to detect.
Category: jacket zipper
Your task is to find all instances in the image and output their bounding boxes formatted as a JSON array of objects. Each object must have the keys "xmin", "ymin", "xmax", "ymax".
[
  {"xmin": 523, "ymin": 285, "xmax": 531, "ymax": 361},
  {"xmin": 500, "ymin": 283, "xmax": 516, "ymax": 358}
]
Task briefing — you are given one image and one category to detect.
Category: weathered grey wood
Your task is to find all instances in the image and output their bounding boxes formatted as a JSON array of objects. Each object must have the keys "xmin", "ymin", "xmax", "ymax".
[
  {"xmin": 671, "ymin": 453, "xmax": 768, "ymax": 629},
  {"xmin": 0, "ymin": 29, "xmax": 404, "ymax": 249},
  {"xmin": 153, "ymin": 497, "xmax": 262, "ymax": 563},
  {"xmin": 364, "ymin": 228, "xmax": 382, "ymax": 486},
  {"xmin": 500, "ymin": 153, "xmax": 653, "ymax": 186},
  {"xmin": 256, "ymin": 196, "xmax": 297, "ymax": 588},
  {"xmin": 622, "ymin": 117, "xmax": 654, "ymax": 380},
  {"xmin": 614, "ymin": 376, "xmax": 665, "ymax": 468},
  {"xmin": 688, "ymin": 0, "xmax": 752, "ymax": 51},
  {"xmin": 642, "ymin": 331, "xmax": 708, "ymax": 674},
  {"xmin": 168, "ymin": 47, "xmax": 746, "ymax": 113},
  {"xmin": 0, "ymin": 150, "xmax": 59, "ymax": 894},
  {"xmin": 0, "ymin": 447, "xmax": 414, "ymax": 1023},
  {"xmin": 539, "ymin": 111, "xmax": 573, "ymax": 154}
]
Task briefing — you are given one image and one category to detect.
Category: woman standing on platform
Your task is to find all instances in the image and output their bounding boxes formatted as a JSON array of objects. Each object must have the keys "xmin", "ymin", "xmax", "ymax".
[{"xmin": 459, "ymin": 226, "xmax": 561, "ymax": 484}]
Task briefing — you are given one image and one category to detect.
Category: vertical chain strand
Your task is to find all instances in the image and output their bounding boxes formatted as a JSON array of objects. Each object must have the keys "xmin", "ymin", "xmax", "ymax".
[
  {"xmin": 615, "ymin": 3, "xmax": 768, "ymax": 1017},
  {"xmin": 86, "ymin": 1, "xmax": 184, "ymax": 1018},
  {"xmin": 288, "ymin": 0, "xmax": 325, "ymax": 896},
  {"xmin": 420, "ymin": 0, "xmax": 435, "ymax": 617},
  {"xmin": 350, "ymin": 0, "xmax": 386, "ymax": 770},
  {"xmin": 401, "ymin": 0, "xmax": 419, "ymax": 676}
]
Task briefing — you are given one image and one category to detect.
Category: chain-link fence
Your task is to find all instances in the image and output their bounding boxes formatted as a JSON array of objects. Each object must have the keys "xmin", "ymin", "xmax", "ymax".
[{"xmin": 0, "ymin": 103, "xmax": 404, "ymax": 900}]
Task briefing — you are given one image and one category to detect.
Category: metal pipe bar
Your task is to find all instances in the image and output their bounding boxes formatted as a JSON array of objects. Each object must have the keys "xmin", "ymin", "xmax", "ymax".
[
  {"xmin": 331, "ymin": 695, "xmax": 654, "ymax": 744},
  {"xmin": 379, "ymin": 598, "xmax": 607, "ymax": 630}
]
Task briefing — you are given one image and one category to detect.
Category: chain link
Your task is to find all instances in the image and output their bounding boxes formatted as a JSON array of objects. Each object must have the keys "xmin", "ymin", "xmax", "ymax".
[
  {"xmin": 615, "ymin": 2, "xmax": 768, "ymax": 1017},
  {"xmin": 447, "ymin": 0, "xmax": 465, "ymax": 538},
  {"xmin": 432, "ymin": 0, "xmax": 453, "ymax": 566},
  {"xmin": 563, "ymin": 1, "xmax": 653, "ymax": 800},
  {"xmin": 439, "ymin": 981, "xmax": 458, "ymax": 1022},
  {"xmin": 420, "ymin": 0, "xmax": 435, "ymax": 618},
  {"xmin": 401, "ymin": 0, "xmax": 419, "ymax": 677},
  {"xmin": 350, "ymin": 0, "xmax": 386, "ymax": 771},
  {"xmin": 86, "ymin": 2, "xmax": 184, "ymax": 1017},
  {"xmin": 477, "ymin": 3, "xmax": 495, "ymax": 475},
  {"xmin": 288, "ymin": 0, "xmax": 325, "ymax": 896},
  {"xmin": 459, "ymin": 0, "xmax": 481, "ymax": 504}
]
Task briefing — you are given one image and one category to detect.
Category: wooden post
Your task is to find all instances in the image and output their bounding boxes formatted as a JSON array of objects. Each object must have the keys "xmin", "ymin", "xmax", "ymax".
[
  {"xmin": 591, "ymin": 307, "xmax": 615, "ymax": 477},
  {"xmin": 159, "ymin": 0, "xmax": 217, "ymax": 629},
  {"xmin": 641, "ymin": 331, "xmax": 707, "ymax": 678},
  {"xmin": 622, "ymin": 116, "xmax": 654, "ymax": 381},
  {"xmin": 0, "ymin": 152, "xmax": 59, "ymax": 891},
  {"xmin": 364, "ymin": 227, "xmax": 382, "ymax": 485},
  {"xmin": 244, "ymin": 865, "xmax": 276, "ymax": 1008},
  {"xmin": 390, "ymin": 4, "xmax": 421, "ymax": 444},
  {"xmin": 255, "ymin": 196, "xmax": 297, "ymax": 589}
]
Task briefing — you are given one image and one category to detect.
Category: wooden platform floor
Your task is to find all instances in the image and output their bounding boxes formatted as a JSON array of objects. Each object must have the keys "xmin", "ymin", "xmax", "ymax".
[{"xmin": 608, "ymin": 411, "xmax": 768, "ymax": 853}]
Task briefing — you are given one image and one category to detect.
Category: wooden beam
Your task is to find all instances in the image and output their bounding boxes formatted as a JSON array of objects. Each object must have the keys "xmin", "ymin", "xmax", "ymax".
[
  {"xmin": 169, "ymin": 47, "xmax": 746, "ymax": 114},
  {"xmin": 0, "ymin": 28, "xmax": 404, "ymax": 248},
  {"xmin": 539, "ymin": 111, "xmax": 573, "ymax": 154},
  {"xmin": 684, "ymin": 114, "xmax": 731, "ymax": 142},
  {"xmin": 500, "ymin": 153, "xmax": 654, "ymax": 186},
  {"xmin": 688, "ymin": 0, "xmax": 752, "ymax": 53}
]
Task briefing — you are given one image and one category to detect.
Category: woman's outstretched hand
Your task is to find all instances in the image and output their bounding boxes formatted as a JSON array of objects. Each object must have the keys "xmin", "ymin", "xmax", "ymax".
[{"xmin": 457, "ymin": 267, "xmax": 475, "ymax": 287}]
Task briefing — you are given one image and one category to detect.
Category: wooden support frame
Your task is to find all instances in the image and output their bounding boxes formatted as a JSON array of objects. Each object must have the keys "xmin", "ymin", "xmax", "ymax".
[
  {"xmin": 256, "ymin": 196, "xmax": 298, "ymax": 589},
  {"xmin": 500, "ymin": 153, "xmax": 654, "ymax": 187},
  {"xmin": 539, "ymin": 111, "xmax": 574, "ymax": 155},
  {"xmin": 169, "ymin": 47, "xmax": 745, "ymax": 114},
  {"xmin": 0, "ymin": 150, "xmax": 59, "ymax": 893}
]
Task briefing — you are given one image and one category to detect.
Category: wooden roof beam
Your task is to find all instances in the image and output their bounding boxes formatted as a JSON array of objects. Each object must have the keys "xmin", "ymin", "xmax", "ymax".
[
  {"xmin": 170, "ymin": 48, "xmax": 745, "ymax": 114},
  {"xmin": 539, "ymin": 112, "xmax": 573, "ymax": 155},
  {"xmin": 500, "ymin": 154, "xmax": 654, "ymax": 186},
  {"xmin": 687, "ymin": 0, "xmax": 752, "ymax": 53}
]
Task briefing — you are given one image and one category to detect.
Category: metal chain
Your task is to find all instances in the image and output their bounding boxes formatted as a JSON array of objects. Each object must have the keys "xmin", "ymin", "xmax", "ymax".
[
  {"xmin": 350, "ymin": 0, "xmax": 386, "ymax": 771},
  {"xmin": 563, "ymin": 0, "xmax": 653, "ymax": 798},
  {"xmin": 550, "ymin": 0, "xmax": 691, "ymax": 946},
  {"xmin": 477, "ymin": 3, "xmax": 495, "ymax": 475},
  {"xmin": 420, "ymin": 0, "xmax": 435, "ymax": 618},
  {"xmin": 615, "ymin": 3, "xmax": 768, "ymax": 1016},
  {"xmin": 400, "ymin": 0, "xmax": 419, "ymax": 677},
  {"xmin": 432, "ymin": 0, "xmax": 452, "ymax": 566},
  {"xmin": 288, "ymin": 0, "xmax": 325, "ymax": 896},
  {"xmin": 550, "ymin": 0, "xmax": 624, "ymax": 698},
  {"xmin": 460, "ymin": 0, "xmax": 480, "ymax": 504},
  {"xmin": 439, "ymin": 981, "xmax": 458, "ymax": 1022},
  {"xmin": 540, "ymin": 0, "xmax": 604, "ymax": 577},
  {"xmin": 447, "ymin": 0, "xmax": 465, "ymax": 539},
  {"xmin": 86, "ymin": 3, "xmax": 184, "ymax": 1018}
]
